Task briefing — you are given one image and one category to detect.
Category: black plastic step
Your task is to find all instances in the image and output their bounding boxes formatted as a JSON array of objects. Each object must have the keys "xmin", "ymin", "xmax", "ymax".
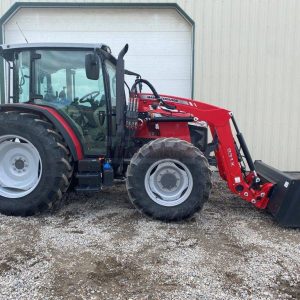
[
  {"xmin": 76, "ymin": 172, "xmax": 101, "ymax": 187},
  {"xmin": 75, "ymin": 186, "xmax": 101, "ymax": 193},
  {"xmin": 78, "ymin": 159, "xmax": 101, "ymax": 172},
  {"xmin": 76, "ymin": 173, "xmax": 100, "ymax": 179}
]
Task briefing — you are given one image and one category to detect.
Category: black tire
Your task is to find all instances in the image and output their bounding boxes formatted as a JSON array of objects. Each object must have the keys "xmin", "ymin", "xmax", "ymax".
[
  {"xmin": 0, "ymin": 111, "xmax": 73, "ymax": 216},
  {"xmin": 126, "ymin": 138, "xmax": 212, "ymax": 221}
]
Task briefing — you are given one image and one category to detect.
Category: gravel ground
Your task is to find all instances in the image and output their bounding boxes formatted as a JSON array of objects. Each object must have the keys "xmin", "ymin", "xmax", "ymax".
[{"xmin": 0, "ymin": 173, "xmax": 299, "ymax": 300}]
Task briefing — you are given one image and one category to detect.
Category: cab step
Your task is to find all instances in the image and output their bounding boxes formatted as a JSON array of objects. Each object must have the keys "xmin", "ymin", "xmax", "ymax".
[
  {"xmin": 76, "ymin": 172, "xmax": 101, "ymax": 186},
  {"xmin": 74, "ymin": 159, "xmax": 114, "ymax": 192},
  {"xmin": 75, "ymin": 186, "xmax": 101, "ymax": 193}
]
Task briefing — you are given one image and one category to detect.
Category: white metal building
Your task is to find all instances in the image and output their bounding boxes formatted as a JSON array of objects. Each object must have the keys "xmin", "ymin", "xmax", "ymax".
[{"xmin": 0, "ymin": 0, "xmax": 299, "ymax": 171}]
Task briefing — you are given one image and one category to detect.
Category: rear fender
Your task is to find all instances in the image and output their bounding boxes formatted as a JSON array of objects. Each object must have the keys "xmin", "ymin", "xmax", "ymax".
[{"xmin": 0, "ymin": 103, "xmax": 83, "ymax": 161}]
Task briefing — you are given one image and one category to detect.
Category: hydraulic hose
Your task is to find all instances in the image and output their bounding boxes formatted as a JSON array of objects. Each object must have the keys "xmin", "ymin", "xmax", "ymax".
[{"xmin": 130, "ymin": 79, "xmax": 176, "ymax": 110}]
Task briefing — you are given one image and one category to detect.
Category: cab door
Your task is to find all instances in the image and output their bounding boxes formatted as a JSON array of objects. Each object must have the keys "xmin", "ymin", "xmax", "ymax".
[{"xmin": 32, "ymin": 49, "xmax": 109, "ymax": 156}]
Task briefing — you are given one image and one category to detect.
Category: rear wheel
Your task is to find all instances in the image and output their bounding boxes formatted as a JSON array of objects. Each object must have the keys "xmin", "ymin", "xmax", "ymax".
[
  {"xmin": 0, "ymin": 111, "xmax": 73, "ymax": 216},
  {"xmin": 126, "ymin": 138, "xmax": 212, "ymax": 221}
]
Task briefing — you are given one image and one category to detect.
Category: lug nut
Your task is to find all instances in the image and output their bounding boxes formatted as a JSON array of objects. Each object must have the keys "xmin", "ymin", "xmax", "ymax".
[
  {"xmin": 260, "ymin": 192, "xmax": 265, "ymax": 197},
  {"xmin": 251, "ymin": 199, "xmax": 256, "ymax": 204},
  {"xmin": 244, "ymin": 192, "xmax": 248, "ymax": 197}
]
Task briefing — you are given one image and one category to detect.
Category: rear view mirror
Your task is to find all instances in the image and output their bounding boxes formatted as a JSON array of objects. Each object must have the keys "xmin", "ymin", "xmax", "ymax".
[{"xmin": 85, "ymin": 53, "xmax": 99, "ymax": 80}]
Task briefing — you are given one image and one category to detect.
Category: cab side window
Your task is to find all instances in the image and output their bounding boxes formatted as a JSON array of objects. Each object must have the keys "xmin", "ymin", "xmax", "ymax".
[
  {"xmin": 15, "ymin": 51, "xmax": 30, "ymax": 103},
  {"xmin": 105, "ymin": 61, "xmax": 116, "ymax": 109}
]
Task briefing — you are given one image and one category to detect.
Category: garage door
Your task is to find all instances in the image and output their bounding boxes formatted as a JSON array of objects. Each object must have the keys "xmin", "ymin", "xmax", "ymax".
[{"xmin": 3, "ymin": 7, "xmax": 193, "ymax": 98}]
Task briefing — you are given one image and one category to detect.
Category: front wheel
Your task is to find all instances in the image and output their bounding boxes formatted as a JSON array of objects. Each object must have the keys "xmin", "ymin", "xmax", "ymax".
[{"xmin": 126, "ymin": 138, "xmax": 212, "ymax": 221}]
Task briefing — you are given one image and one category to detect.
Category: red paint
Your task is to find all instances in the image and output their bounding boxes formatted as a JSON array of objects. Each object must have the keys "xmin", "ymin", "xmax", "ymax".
[{"xmin": 136, "ymin": 119, "xmax": 191, "ymax": 142}]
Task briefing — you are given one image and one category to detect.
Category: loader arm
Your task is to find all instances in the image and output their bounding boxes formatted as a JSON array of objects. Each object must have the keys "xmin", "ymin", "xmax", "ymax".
[{"xmin": 196, "ymin": 106, "xmax": 273, "ymax": 208}]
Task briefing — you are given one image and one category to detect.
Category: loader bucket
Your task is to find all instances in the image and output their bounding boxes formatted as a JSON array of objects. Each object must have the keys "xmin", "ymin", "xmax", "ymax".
[{"xmin": 255, "ymin": 161, "xmax": 300, "ymax": 228}]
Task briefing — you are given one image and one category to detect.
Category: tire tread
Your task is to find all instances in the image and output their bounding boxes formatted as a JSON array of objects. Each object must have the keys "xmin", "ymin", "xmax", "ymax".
[
  {"xmin": 0, "ymin": 111, "xmax": 73, "ymax": 216},
  {"xmin": 126, "ymin": 138, "xmax": 212, "ymax": 221}
]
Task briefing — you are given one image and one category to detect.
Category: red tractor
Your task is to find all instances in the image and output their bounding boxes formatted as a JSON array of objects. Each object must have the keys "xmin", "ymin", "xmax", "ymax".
[{"xmin": 0, "ymin": 43, "xmax": 299, "ymax": 227}]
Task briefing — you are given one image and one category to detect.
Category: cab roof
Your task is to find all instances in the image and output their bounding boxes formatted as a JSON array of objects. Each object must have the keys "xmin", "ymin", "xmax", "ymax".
[{"xmin": 0, "ymin": 42, "xmax": 112, "ymax": 60}]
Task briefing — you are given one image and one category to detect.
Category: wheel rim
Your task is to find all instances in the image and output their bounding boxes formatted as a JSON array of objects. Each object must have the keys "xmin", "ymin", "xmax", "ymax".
[
  {"xmin": 144, "ymin": 159, "xmax": 193, "ymax": 207},
  {"xmin": 0, "ymin": 135, "xmax": 42, "ymax": 199}
]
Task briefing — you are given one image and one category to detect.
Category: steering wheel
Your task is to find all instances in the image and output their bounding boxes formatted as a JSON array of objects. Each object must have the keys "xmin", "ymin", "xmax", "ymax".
[{"xmin": 79, "ymin": 91, "xmax": 100, "ymax": 103}]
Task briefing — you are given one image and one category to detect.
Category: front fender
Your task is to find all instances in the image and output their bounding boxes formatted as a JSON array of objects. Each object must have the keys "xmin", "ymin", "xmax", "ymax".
[{"xmin": 0, "ymin": 103, "xmax": 83, "ymax": 161}]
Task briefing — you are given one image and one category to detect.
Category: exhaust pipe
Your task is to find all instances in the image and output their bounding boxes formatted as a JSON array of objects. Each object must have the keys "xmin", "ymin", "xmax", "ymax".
[
  {"xmin": 113, "ymin": 44, "xmax": 129, "ymax": 171},
  {"xmin": 116, "ymin": 44, "xmax": 128, "ymax": 131}
]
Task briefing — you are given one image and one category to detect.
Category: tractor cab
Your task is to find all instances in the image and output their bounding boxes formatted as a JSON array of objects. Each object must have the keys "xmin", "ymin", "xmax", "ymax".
[{"xmin": 1, "ymin": 43, "xmax": 118, "ymax": 156}]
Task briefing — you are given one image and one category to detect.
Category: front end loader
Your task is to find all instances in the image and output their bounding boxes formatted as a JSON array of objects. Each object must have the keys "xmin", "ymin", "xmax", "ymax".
[{"xmin": 0, "ymin": 42, "xmax": 299, "ymax": 227}]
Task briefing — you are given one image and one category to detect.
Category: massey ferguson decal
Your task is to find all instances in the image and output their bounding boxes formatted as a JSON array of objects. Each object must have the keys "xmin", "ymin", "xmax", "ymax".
[{"xmin": 140, "ymin": 95, "xmax": 190, "ymax": 106}]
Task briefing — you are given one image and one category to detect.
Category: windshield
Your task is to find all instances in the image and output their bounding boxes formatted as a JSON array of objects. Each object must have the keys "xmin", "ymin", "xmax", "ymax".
[
  {"xmin": 34, "ymin": 50, "xmax": 105, "ymax": 104},
  {"xmin": 13, "ymin": 50, "xmax": 106, "ymax": 104}
]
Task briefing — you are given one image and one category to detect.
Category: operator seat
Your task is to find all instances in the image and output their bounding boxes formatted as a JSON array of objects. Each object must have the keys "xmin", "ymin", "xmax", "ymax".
[
  {"xmin": 44, "ymin": 86, "xmax": 57, "ymax": 102},
  {"xmin": 82, "ymin": 97, "xmax": 106, "ymax": 129}
]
